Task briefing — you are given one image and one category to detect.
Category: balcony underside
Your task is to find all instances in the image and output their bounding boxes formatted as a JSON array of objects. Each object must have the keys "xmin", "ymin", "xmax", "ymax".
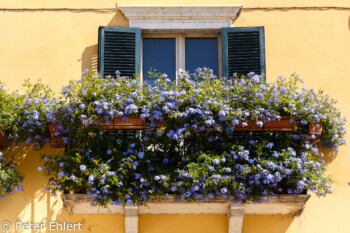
[{"xmin": 62, "ymin": 194, "xmax": 310, "ymax": 233}]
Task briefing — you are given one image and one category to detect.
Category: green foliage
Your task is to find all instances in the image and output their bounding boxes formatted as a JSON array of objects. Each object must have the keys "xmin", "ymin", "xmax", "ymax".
[
  {"xmin": 0, "ymin": 83, "xmax": 18, "ymax": 133},
  {"xmin": 0, "ymin": 152, "xmax": 24, "ymax": 198},
  {"xmin": 0, "ymin": 69, "xmax": 347, "ymax": 204},
  {"xmin": 36, "ymin": 69, "xmax": 346, "ymax": 206},
  {"xmin": 14, "ymin": 79, "xmax": 58, "ymax": 147}
]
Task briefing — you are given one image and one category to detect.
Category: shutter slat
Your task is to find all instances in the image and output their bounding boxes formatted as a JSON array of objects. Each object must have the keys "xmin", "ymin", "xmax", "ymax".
[
  {"xmin": 228, "ymin": 43, "xmax": 260, "ymax": 47},
  {"xmin": 228, "ymin": 50, "xmax": 260, "ymax": 53}
]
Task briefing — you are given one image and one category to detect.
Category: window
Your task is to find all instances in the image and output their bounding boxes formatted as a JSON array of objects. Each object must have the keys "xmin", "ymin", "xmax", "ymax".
[
  {"xmin": 185, "ymin": 37, "xmax": 219, "ymax": 76},
  {"xmin": 142, "ymin": 38, "xmax": 176, "ymax": 85},
  {"xmin": 98, "ymin": 26, "xmax": 265, "ymax": 81},
  {"xmin": 140, "ymin": 34, "xmax": 221, "ymax": 83}
]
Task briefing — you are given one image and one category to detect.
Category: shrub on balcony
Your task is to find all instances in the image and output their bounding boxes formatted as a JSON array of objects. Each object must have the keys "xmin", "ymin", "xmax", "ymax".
[
  {"xmin": 62, "ymin": 70, "xmax": 146, "ymax": 123},
  {"xmin": 13, "ymin": 80, "xmax": 58, "ymax": 148},
  {"xmin": 38, "ymin": 69, "xmax": 346, "ymax": 206},
  {"xmin": 46, "ymin": 70, "xmax": 148, "ymax": 147}
]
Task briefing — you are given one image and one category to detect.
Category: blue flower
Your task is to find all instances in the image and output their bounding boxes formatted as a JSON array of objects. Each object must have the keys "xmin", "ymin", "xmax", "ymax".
[
  {"xmin": 32, "ymin": 110, "xmax": 40, "ymax": 120},
  {"xmin": 138, "ymin": 152, "xmax": 144, "ymax": 159},
  {"xmin": 212, "ymin": 159, "xmax": 220, "ymax": 165},
  {"xmin": 80, "ymin": 165, "xmax": 87, "ymax": 172},
  {"xmin": 221, "ymin": 188, "xmax": 227, "ymax": 194},
  {"xmin": 266, "ymin": 142, "xmax": 274, "ymax": 149},
  {"xmin": 70, "ymin": 175, "xmax": 77, "ymax": 182},
  {"xmin": 88, "ymin": 174, "xmax": 95, "ymax": 184},
  {"xmin": 300, "ymin": 119, "xmax": 307, "ymax": 125}
]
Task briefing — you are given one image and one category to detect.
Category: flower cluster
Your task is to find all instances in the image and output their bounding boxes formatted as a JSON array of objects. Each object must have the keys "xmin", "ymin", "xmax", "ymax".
[
  {"xmin": 146, "ymin": 70, "xmax": 346, "ymax": 150},
  {"xmin": 0, "ymin": 68, "xmax": 345, "ymax": 204},
  {"xmin": 14, "ymin": 80, "xmax": 58, "ymax": 148},
  {"xmin": 34, "ymin": 69, "xmax": 346, "ymax": 206},
  {"xmin": 47, "ymin": 71, "xmax": 147, "ymax": 146},
  {"xmin": 0, "ymin": 152, "xmax": 24, "ymax": 198},
  {"xmin": 62, "ymin": 70, "xmax": 146, "ymax": 122},
  {"xmin": 173, "ymin": 138, "xmax": 331, "ymax": 202}
]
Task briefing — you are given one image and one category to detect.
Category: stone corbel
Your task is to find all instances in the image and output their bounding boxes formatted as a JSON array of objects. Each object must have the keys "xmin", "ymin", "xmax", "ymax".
[
  {"xmin": 124, "ymin": 206, "xmax": 139, "ymax": 233},
  {"xmin": 227, "ymin": 204, "xmax": 245, "ymax": 233}
]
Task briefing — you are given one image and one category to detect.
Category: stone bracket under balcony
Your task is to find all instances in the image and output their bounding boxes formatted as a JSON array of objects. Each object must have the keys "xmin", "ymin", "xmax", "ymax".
[{"xmin": 62, "ymin": 194, "xmax": 310, "ymax": 233}]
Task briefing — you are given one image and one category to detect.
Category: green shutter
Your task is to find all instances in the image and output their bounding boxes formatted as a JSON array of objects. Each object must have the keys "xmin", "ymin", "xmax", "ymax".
[
  {"xmin": 98, "ymin": 26, "xmax": 141, "ymax": 78},
  {"xmin": 222, "ymin": 27, "xmax": 266, "ymax": 79}
]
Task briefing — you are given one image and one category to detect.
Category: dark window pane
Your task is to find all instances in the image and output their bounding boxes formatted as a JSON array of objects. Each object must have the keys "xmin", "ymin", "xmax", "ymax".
[
  {"xmin": 185, "ymin": 38, "xmax": 218, "ymax": 76},
  {"xmin": 143, "ymin": 38, "xmax": 176, "ymax": 85}
]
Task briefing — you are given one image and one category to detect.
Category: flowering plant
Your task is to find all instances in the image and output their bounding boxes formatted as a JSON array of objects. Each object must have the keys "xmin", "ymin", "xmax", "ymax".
[
  {"xmin": 147, "ymin": 70, "xmax": 346, "ymax": 150},
  {"xmin": 0, "ymin": 152, "xmax": 24, "ymax": 198},
  {"xmin": 61, "ymin": 70, "xmax": 146, "ymax": 124},
  {"xmin": 47, "ymin": 70, "xmax": 148, "ymax": 147},
  {"xmin": 267, "ymin": 74, "xmax": 347, "ymax": 150},
  {"xmin": 14, "ymin": 80, "xmax": 58, "ymax": 148},
  {"xmin": 173, "ymin": 136, "xmax": 331, "ymax": 202},
  {"xmin": 0, "ymin": 83, "xmax": 20, "ymax": 143},
  {"xmin": 38, "ymin": 69, "xmax": 346, "ymax": 206}
]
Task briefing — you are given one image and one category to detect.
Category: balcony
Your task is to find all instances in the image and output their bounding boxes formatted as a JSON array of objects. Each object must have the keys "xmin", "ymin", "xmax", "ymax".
[{"xmin": 62, "ymin": 194, "xmax": 310, "ymax": 233}]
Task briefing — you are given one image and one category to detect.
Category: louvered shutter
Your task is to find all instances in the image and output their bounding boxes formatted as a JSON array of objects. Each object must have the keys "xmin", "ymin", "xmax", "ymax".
[
  {"xmin": 221, "ymin": 27, "xmax": 265, "ymax": 78},
  {"xmin": 98, "ymin": 27, "xmax": 141, "ymax": 77}
]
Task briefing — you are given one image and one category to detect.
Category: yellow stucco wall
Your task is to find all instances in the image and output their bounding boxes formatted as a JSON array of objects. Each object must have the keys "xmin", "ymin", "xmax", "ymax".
[{"xmin": 1, "ymin": 0, "xmax": 350, "ymax": 232}]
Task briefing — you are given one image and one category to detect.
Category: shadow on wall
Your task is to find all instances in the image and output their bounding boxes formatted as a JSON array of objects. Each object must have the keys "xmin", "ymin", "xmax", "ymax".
[
  {"xmin": 139, "ymin": 214, "xmax": 295, "ymax": 233},
  {"xmin": 0, "ymin": 144, "xmax": 125, "ymax": 233},
  {"xmin": 243, "ymin": 215, "xmax": 294, "ymax": 233},
  {"xmin": 82, "ymin": 44, "xmax": 98, "ymax": 72},
  {"xmin": 81, "ymin": 11, "xmax": 128, "ymax": 73},
  {"xmin": 139, "ymin": 215, "xmax": 228, "ymax": 233},
  {"xmin": 319, "ymin": 147, "xmax": 338, "ymax": 166},
  {"xmin": 0, "ymin": 144, "xmax": 62, "ymax": 232}
]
